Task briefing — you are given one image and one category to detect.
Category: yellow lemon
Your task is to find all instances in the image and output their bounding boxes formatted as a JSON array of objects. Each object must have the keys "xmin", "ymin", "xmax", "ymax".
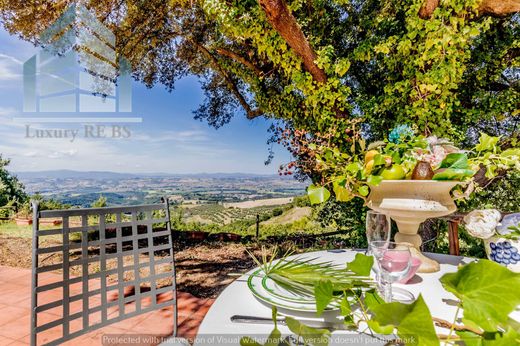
[
  {"xmin": 365, "ymin": 160, "xmax": 375, "ymax": 174},
  {"xmin": 365, "ymin": 150, "xmax": 379, "ymax": 163}
]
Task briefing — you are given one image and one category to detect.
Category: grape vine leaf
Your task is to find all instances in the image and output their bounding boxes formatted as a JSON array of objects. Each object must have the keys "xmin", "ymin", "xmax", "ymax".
[
  {"xmin": 346, "ymin": 253, "xmax": 374, "ymax": 276},
  {"xmin": 370, "ymin": 295, "xmax": 438, "ymax": 346},
  {"xmin": 314, "ymin": 280, "xmax": 334, "ymax": 316},
  {"xmin": 440, "ymin": 260, "xmax": 520, "ymax": 332},
  {"xmin": 307, "ymin": 184, "xmax": 331, "ymax": 205},
  {"xmin": 364, "ymin": 289, "xmax": 385, "ymax": 310},
  {"xmin": 285, "ymin": 316, "xmax": 331, "ymax": 346},
  {"xmin": 457, "ymin": 327, "xmax": 520, "ymax": 346}
]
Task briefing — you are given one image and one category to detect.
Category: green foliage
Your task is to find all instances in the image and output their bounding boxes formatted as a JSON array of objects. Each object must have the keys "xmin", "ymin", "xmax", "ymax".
[
  {"xmin": 458, "ymin": 171, "xmax": 520, "ymax": 213},
  {"xmin": 30, "ymin": 193, "xmax": 70, "ymax": 211},
  {"xmin": 0, "ymin": 155, "xmax": 27, "ymax": 210},
  {"xmin": 315, "ymin": 196, "xmax": 368, "ymax": 248},
  {"xmin": 91, "ymin": 195, "xmax": 107, "ymax": 208}
]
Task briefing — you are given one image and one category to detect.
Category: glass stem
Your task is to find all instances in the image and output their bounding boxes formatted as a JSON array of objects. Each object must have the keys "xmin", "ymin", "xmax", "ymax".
[{"xmin": 381, "ymin": 273, "xmax": 392, "ymax": 302}]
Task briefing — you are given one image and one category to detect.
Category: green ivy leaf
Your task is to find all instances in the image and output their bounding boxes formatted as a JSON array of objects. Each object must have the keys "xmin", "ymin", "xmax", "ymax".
[
  {"xmin": 358, "ymin": 185, "xmax": 369, "ymax": 196},
  {"xmin": 370, "ymin": 295, "xmax": 438, "ymax": 346},
  {"xmin": 476, "ymin": 133, "xmax": 500, "ymax": 152},
  {"xmin": 346, "ymin": 253, "xmax": 374, "ymax": 276},
  {"xmin": 285, "ymin": 316, "xmax": 331, "ymax": 346},
  {"xmin": 333, "ymin": 180, "xmax": 354, "ymax": 202},
  {"xmin": 440, "ymin": 260, "xmax": 520, "ymax": 332},
  {"xmin": 346, "ymin": 162, "xmax": 362, "ymax": 175},
  {"xmin": 432, "ymin": 168, "xmax": 475, "ymax": 181},
  {"xmin": 367, "ymin": 175, "xmax": 383, "ymax": 186},
  {"xmin": 307, "ymin": 184, "xmax": 330, "ymax": 205},
  {"xmin": 314, "ymin": 280, "xmax": 334, "ymax": 316},
  {"xmin": 373, "ymin": 154, "xmax": 386, "ymax": 166},
  {"xmin": 439, "ymin": 153, "xmax": 469, "ymax": 169}
]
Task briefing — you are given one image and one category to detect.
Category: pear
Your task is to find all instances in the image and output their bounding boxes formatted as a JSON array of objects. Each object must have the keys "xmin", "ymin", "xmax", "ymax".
[{"xmin": 411, "ymin": 161, "xmax": 434, "ymax": 180}]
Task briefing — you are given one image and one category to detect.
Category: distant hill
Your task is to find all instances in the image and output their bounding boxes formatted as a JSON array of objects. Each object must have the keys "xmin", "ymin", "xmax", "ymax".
[
  {"xmin": 13, "ymin": 170, "xmax": 287, "ymax": 180},
  {"xmin": 14, "ymin": 170, "xmax": 139, "ymax": 180}
]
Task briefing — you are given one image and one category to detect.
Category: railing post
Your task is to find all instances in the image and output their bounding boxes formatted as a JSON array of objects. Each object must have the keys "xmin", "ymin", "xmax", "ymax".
[
  {"xmin": 30, "ymin": 200, "xmax": 39, "ymax": 346},
  {"xmin": 256, "ymin": 214, "xmax": 260, "ymax": 239},
  {"xmin": 448, "ymin": 220, "xmax": 460, "ymax": 256}
]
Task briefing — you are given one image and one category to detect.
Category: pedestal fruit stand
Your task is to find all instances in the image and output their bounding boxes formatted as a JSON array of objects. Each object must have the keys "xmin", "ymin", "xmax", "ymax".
[{"xmin": 368, "ymin": 180, "xmax": 460, "ymax": 272}]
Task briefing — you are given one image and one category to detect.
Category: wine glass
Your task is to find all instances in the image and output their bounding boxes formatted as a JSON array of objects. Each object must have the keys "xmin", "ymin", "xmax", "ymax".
[
  {"xmin": 370, "ymin": 241, "xmax": 415, "ymax": 303},
  {"xmin": 365, "ymin": 211, "xmax": 391, "ymax": 255}
]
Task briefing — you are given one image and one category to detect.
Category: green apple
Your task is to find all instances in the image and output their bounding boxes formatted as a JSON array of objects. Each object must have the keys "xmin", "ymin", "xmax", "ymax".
[{"xmin": 380, "ymin": 164, "xmax": 406, "ymax": 180}]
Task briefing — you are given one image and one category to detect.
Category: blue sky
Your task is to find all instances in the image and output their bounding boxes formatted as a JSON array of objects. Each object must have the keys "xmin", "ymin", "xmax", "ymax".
[{"xmin": 0, "ymin": 28, "xmax": 291, "ymax": 174}]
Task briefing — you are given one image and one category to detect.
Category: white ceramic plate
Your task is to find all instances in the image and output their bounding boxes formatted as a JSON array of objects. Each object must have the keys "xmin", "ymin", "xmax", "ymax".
[{"xmin": 247, "ymin": 269, "xmax": 339, "ymax": 312}]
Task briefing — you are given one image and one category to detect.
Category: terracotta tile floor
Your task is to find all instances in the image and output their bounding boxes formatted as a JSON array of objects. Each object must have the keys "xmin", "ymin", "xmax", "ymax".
[{"xmin": 0, "ymin": 266, "xmax": 214, "ymax": 345}]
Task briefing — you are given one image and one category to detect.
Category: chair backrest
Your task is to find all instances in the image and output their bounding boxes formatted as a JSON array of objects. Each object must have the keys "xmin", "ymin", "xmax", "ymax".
[{"xmin": 30, "ymin": 199, "xmax": 178, "ymax": 346}]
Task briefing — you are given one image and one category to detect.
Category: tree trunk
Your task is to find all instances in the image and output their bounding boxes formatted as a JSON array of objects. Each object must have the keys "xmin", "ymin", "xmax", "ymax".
[
  {"xmin": 419, "ymin": 0, "xmax": 520, "ymax": 19},
  {"xmin": 258, "ymin": 0, "xmax": 327, "ymax": 84}
]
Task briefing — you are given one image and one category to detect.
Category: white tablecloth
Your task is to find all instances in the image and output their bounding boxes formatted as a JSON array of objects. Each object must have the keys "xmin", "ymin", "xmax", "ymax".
[{"xmin": 193, "ymin": 250, "xmax": 518, "ymax": 345}]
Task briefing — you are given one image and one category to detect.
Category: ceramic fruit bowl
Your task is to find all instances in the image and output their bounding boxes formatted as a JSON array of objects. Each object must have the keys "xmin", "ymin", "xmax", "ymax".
[{"xmin": 368, "ymin": 180, "xmax": 461, "ymax": 273}]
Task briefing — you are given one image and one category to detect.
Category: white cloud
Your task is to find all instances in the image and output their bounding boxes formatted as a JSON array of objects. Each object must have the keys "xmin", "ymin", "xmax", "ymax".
[
  {"xmin": 48, "ymin": 149, "xmax": 77, "ymax": 159},
  {"xmin": 0, "ymin": 53, "xmax": 22, "ymax": 81},
  {"xmin": 131, "ymin": 129, "xmax": 209, "ymax": 143}
]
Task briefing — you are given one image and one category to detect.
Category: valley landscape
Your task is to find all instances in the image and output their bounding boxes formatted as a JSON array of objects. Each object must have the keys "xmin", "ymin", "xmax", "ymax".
[{"xmin": 15, "ymin": 170, "xmax": 313, "ymax": 235}]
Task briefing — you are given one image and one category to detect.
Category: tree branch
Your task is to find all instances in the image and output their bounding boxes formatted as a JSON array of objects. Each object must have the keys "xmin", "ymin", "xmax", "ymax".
[
  {"xmin": 418, "ymin": 0, "xmax": 439, "ymax": 19},
  {"xmin": 432, "ymin": 317, "xmax": 483, "ymax": 335},
  {"xmin": 258, "ymin": 0, "xmax": 327, "ymax": 84},
  {"xmin": 419, "ymin": 0, "xmax": 520, "ymax": 19},
  {"xmin": 215, "ymin": 48, "xmax": 264, "ymax": 77},
  {"xmin": 195, "ymin": 42, "xmax": 263, "ymax": 119}
]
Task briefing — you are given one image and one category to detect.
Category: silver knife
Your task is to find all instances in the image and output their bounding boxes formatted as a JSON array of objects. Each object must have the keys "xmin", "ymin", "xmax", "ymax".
[{"xmin": 230, "ymin": 315, "xmax": 344, "ymax": 329}]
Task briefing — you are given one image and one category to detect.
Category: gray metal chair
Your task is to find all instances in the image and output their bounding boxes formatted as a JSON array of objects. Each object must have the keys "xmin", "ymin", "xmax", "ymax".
[{"xmin": 30, "ymin": 198, "xmax": 179, "ymax": 345}]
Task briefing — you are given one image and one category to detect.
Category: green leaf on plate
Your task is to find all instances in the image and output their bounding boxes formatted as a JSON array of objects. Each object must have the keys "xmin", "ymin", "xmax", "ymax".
[
  {"xmin": 364, "ymin": 289, "xmax": 385, "ymax": 310},
  {"xmin": 370, "ymin": 295, "xmax": 438, "ymax": 346},
  {"xmin": 307, "ymin": 184, "xmax": 330, "ymax": 205},
  {"xmin": 440, "ymin": 260, "xmax": 520, "ymax": 332},
  {"xmin": 285, "ymin": 316, "xmax": 331, "ymax": 346},
  {"xmin": 339, "ymin": 296, "xmax": 351, "ymax": 315},
  {"xmin": 314, "ymin": 280, "xmax": 334, "ymax": 316},
  {"xmin": 346, "ymin": 253, "xmax": 374, "ymax": 276},
  {"xmin": 439, "ymin": 153, "xmax": 469, "ymax": 169},
  {"xmin": 432, "ymin": 168, "xmax": 475, "ymax": 181}
]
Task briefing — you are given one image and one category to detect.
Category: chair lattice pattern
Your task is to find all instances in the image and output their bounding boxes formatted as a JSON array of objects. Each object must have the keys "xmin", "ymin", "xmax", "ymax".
[{"xmin": 30, "ymin": 200, "xmax": 178, "ymax": 346}]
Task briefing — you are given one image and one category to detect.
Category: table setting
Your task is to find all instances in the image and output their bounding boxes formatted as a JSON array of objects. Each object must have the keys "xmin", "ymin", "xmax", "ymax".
[
  {"xmin": 195, "ymin": 208, "xmax": 520, "ymax": 345},
  {"xmin": 194, "ymin": 130, "xmax": 520, "ymax": 346}
]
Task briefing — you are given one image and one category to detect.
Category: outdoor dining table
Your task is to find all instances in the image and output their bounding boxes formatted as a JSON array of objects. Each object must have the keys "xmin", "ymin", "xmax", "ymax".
[{"xmin": 194, "ymin": 249, "xmax": 520, "ymax": 345}]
